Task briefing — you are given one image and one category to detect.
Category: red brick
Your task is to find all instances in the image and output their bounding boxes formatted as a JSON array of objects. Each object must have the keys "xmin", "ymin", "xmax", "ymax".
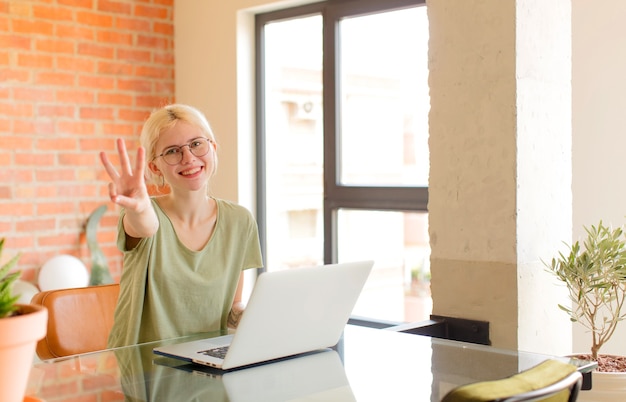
[
  {"xmin": 97, "ymin": 30, "xmax": 133, "ymax": 46},
  {"xmin": 115, "ymin": 16, "xmax": 150, "ymax": 32},
  {"xmin": 137, "ymin": 35, "xmax": 170, "ymax": 49},
  {"xmin": 13, "ymin": 87, "xmax": 55, "ymax": 102},
  {"xmin": 16, "ymin": 218, "xmax": 56, "ymax": 232},
  {"xmin": 39, "ymin": 137, "xmax": 79, "ymax": 151},
  {"xmin": 153, "ymin": 22, "xmax": 174, "ymax": 35},
  {"xmin": 153, "ymin": 51, "xmax": 174, "ymax": 65},
  {"xmin": 98, "ymin": 228, "xmax": 119, "ymax": 243},
  {"xmin": 76, "ymin": 11, "xmax": 114, "ymax": 28},
  {"xmin": 77, "ymin": 75, "xmax": 115, "ymax": 90},
  {"xmin": 80, "ymin": 107, "xmax": 114, "ymax": 120},
  {"xmin": 14, "ymin": 186, "xmax": 35, "ymax": 199},
  {"xmin": 12, "ymin": 19, "xmax": 54, "ymax": 35},
  {"xmin": 37, "ymin": 202, "xmax": 75, "ymax": 215},
  {"xmin": 0, "ymin": 168, "xmax": 33, "ymax": 182},
  {"xmin": 117, "ymin": 48, "xmax": 151, "ymax": 63},
  {"xmin": 80, "ymin": 137, "xmax": 114, "ymax": 151},
  {"xmin": 0, "ymin": 34, "xmax": 31, "ymax": 50},
  {"xmin": 117, "ymin": 78, "xmax": 152, "ymax": 92},
  {"xmin": 36, "ymin": 185, "xmax": 59, "ymax": 198},
  {"xmin": 15, "ymin": 153, "xmax": 55, "ymax": 165},
  {"xmin": 57, "ymin": 56, "xmax": 96, "ymax": 73},
  {"xmin": 0, "ymin": 135, "xmax": 34, "ymax": 149},
  {"xmin": 79, "ymin": 184, "xmax": 99, "ymax": 197},
  {"xmin": 56, "ymin": 25, "xmax": 95, "ymax": 41},
  {"xmin": 33, "ymin": 5, "xmax": 74, "ymax": 21},
  {"xmin": 0, "ymin": 186, "xmax": 11, "ymax": 199},
  {"xmin": 135, "ymin": 65, "xmax": 172, "ymax": 79},
  {"xmin": 56, "ymin": 89, "xmax": 95, "ymax": 104},
  {"xmin": 80, "ymin": 201, "xmax": 111, "ymax": 217},
  {"xmin": 98, "ymin": 93, "xmax": 133, "ymax": 106},
  {"xmin": 57, "ymin": 120, "xmax": 96, "ymax": 135},
  {"xmin": 101, "ymin": 389, "xmax": 126, "ymax": 402},
  {"xmin": 136, "ymin": 94, "xmax": 171, "ymax": 108},
  {"xmin": 1, "ymin": 202, "xmax": 35, "ymax": 215},
  {"xmin": 134, "ymin": 4, "xmax": 169, "ymax": 19},
  {"xmin": 77, "ymin": 42, "xmax": 115, "ymax": 59},
  {"xmin": 0, "ymin": 102, "xmax": 34, "ymax": 117},
  {"xmin": 36, "ymin": 169, "xmax": 76, "ymax": 182},
  {"xmin": 98, "ymin": 0, "xmax": 131, "ymax": 15},
  {"xmin": 59, "ymin": 152, "xmax": 99, "ymax": 166},
  {"xmin": 118, "ymin": 108, "xmax": 151, "ymax": 122},
  {"xmin": 58, "ymin": 0, "xmax": 94, "ymax": 9},
  {"xmin": 0, "ymin": 69, "xmax": 31, "ymax": 83},
  {"xmin": 12, "ymin": 119, "xmax": 56, "ymax": 135},
  {"xmin": 17, "ymin": 53, "xmax": 54, "ymax": 69},
  {"xmin": 154, "ymin": 80, "xmax": 175, "ymax": 94},
  {"xmin": 35, "ymin": 71, "xmax": 76, "ymax": 86},
  {"xmin": 101, "ymin": 123, "xmax": 136, "ymax": 135},
  {"xmin": 77, "ymin": 167, "xmax": 98, "ymax": 181},
  {"xmin": 38, "ymin": 104, "xmax": 76, "ymax": 118},
  {"xmin": 58, "ymin": 183, "xmax": 99, "ymax": 197},
  {"xmin": 97, "ymin": 61, "xmax": 133, "ymax": 75},
  {"xmin": 36, "ymin": 38, "xmax": 75, "ymax": 54}
]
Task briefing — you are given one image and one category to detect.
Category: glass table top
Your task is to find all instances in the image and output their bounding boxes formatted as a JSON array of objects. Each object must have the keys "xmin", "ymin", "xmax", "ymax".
[{"xmin": 26, "ymin": 324, "xmax": 596, "ymax": 402}]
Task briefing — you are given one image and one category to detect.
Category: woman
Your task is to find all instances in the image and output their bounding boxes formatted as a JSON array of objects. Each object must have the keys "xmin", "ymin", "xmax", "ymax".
[{"xmin": 100, "ymin": 104, "xmax": 263, "ymax": 347}]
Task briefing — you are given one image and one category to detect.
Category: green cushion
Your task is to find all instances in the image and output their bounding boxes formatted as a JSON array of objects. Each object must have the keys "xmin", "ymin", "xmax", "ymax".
[{"xmin": 441, "ymin": 359, "xmax": 577, "ymax": 402}]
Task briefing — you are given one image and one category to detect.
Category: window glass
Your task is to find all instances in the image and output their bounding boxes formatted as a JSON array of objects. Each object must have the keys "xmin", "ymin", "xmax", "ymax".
[
  {"xmin": 339, "ymin": 8, "xmax": 429, "ymax": 187},
  {"xmin": 338, "ymin": 209, "xmax": 431, "ymax": 322},
  {"xmin": 263, "ymin": 15, "xmax": 324, "ymax": 270}
]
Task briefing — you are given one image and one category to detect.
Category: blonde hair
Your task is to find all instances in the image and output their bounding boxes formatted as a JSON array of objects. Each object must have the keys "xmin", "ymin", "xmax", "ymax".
[{"xmin": 141, "ymin": 104, "xmax": 218, "ymax": 185}]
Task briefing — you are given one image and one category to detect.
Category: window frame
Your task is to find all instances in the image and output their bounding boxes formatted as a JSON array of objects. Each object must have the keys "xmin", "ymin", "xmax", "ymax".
[{"xmin": 255, "ymin": 0, "xmax": 428, "ymax": 267}]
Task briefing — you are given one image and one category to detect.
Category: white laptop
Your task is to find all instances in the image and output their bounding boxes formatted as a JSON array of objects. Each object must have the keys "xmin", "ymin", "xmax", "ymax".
[{"xmin": 153, "ymin": 260, "xmax": 373, "ymax": 370}]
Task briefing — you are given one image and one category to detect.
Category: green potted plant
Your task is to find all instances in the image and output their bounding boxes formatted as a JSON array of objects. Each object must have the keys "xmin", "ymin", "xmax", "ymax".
[
  {"xmin": 0, "ymin": 238, "xmax": 48, "ymax": 402},
  {"xmin": 85, "ymin": 205, "xmax": 114, "ymax": 286},
  {"xmin": 547, "ymin": 221, "xmax": 626, "ymax": 400}
]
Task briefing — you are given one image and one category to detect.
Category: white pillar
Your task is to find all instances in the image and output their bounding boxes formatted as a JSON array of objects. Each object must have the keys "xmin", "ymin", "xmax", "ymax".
[{"xmin": 428, "ymin": 0, "xmax": 572, "ymax": 354}]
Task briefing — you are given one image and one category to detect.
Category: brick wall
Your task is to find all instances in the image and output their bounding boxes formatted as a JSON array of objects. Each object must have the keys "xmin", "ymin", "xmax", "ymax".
[{"xmin": 0, "ymin": 0, "xmax": 174, "ymax": 284}]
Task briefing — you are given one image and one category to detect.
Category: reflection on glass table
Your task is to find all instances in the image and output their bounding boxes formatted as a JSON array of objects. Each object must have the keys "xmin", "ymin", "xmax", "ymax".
[{"xmin": 27, "ymin": 324, "xmax": 596, "ymax": 402}]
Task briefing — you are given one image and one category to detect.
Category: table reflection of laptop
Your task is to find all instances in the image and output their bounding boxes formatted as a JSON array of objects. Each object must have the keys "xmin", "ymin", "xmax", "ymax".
[
  {"xmin": 153, "ymin": 261, "xmax": 373, "ymax": 370},
  {"xmin": 153, "ymin": 349, "xmax": 356, "ymax": 402}
]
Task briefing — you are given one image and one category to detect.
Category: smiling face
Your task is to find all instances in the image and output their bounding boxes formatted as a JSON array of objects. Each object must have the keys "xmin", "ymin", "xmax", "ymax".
[
  {"xmin": 149, "ymin": 121, "xmax": 217, "ymax": 193},
  {"xmin": 140, "ymin": 104, "xmax": 219, "ymax": 189}
]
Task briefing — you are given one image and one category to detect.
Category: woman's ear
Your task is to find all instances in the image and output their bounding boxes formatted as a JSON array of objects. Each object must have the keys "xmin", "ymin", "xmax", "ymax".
[{"xmin": 148, "ymin": 161, "xmax": 160, "ymax": 176}]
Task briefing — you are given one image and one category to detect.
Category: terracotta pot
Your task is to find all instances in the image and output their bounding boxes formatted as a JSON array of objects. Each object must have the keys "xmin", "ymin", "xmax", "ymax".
[
  {"xmin": 578, "ymin": 370, "xmax": 626, "ymax": 402},
  {"xmin": 0, "ymin": 304, "xmax": 48, "ymax": 402}
]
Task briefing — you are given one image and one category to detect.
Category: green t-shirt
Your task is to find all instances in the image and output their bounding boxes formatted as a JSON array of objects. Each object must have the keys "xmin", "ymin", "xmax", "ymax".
[{"xmin": 107, "ymin": 197, "xmax": 263, "ymax": 348}]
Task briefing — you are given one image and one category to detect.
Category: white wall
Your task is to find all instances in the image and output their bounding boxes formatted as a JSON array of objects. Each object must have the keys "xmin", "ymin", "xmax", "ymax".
[{"xmin": 572, "ymin": 0, "xmax": 626, "ymax": 356}]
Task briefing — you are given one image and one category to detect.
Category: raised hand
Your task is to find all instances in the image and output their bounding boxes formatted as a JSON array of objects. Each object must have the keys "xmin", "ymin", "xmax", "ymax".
[{"xmin": 99, "ymin": 138, "xmax": 151, "ymax": 214}]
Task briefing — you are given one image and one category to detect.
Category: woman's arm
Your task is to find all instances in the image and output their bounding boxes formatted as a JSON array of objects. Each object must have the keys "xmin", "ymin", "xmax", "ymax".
[
  {"xmin": 100, "ymin": 138, "xmax": 159, "ymax": 246},
  {"xmin": 228, "ymin": 273, "xmax": 246, "ymax": 329}
]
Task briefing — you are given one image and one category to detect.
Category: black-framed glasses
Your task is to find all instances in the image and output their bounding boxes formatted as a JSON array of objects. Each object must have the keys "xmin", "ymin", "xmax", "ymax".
[{"xmin": 154, "ymin": 137, "xmax": 213, "ymax": 165}]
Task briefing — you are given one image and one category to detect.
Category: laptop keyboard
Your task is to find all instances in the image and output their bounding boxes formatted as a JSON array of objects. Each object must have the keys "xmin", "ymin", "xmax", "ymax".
[{"xmin": 198, "ymin": 346, "xmax": 229, "ymax": 359}]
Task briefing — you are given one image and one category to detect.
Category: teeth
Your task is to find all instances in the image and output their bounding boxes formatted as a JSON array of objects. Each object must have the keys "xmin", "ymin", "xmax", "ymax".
[{"xmin": 181, "ymin": 167, "xmax": 201, "ymax": 176}]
